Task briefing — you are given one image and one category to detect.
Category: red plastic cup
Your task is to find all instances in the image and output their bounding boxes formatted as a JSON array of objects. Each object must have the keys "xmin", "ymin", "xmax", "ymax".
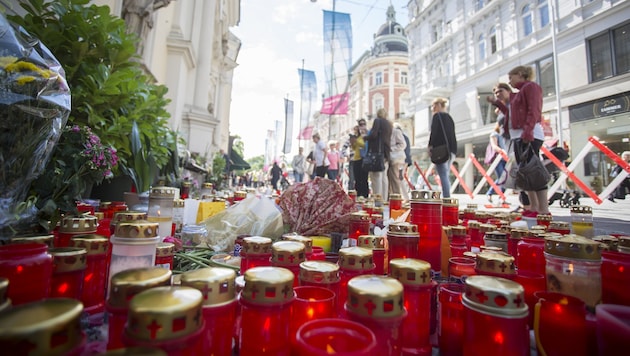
[{"xmin": 292, "ymin": 318, "xmax": 377, "ymax": 355}]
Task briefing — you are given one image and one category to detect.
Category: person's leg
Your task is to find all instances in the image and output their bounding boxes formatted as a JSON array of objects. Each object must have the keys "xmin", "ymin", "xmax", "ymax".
[
  {"xmin": 536, "ymin": 190, "xmax": 550, "ymax": 214},
  {"xmin": 381, "ymin": 161, "xmax": 390, "ymax": 200},
  {"xmin": 435, "ymin": 160, "xmax": 451, "ymax": 198},
  {"xmin": 387, "ymin": 161, "xmax": 401, "ymax": 196},
  {"xmin": 355, "ymin": 161, "xmax": 369, "ymax": 198}
]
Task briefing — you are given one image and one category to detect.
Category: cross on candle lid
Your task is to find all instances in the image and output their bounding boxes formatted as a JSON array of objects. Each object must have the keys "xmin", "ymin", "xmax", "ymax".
[
  {"xmin": 271, "ymin": 241, "xmax": 305, "ymax": 266},
  {"xmin": 338, "ymin": 247, "xmax": 374, "ymax": 271},
  {"xmin": 180, "ymin": 267, "xmax": 236, "ymax": 306},
  {"xmin": 346, "ymin": 275, "xmax": 404, "ymax": 319},
  {"xmin": 462, "ymin": 275, "xmax": 528, "ymax": 317},
  {"xmin": 299, "ymin": 260, "xmax": 340, "ymax": 284},
  {"xmin": 389, "ymin": 258, "xmax": 432, "ymax": 286},
  {"xmin": 241, "ymin": 267, "xmax": 295, "ymax": 305}
]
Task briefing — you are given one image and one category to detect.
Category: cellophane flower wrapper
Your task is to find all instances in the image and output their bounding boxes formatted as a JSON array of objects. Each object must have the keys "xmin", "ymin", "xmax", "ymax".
[
  {"xmin": 0, "ymin": 13, "xmax": 71, "ymax": 235},
  {"xmin": 278, "ymin": 177, "xmax": 358, "ymax": 235}
]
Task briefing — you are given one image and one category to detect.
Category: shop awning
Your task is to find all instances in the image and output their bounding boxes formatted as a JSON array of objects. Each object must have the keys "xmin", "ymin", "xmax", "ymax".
[{"xmin": 229, "ymin": 150, "xmax": 250, "ymax": 171}]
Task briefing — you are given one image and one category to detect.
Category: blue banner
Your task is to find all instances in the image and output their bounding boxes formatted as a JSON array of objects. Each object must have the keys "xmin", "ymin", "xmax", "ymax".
[
  {"xmin": 323, "ymin": 10, "xmax": 352, "ymax": 98},
  {"xmin": 298, "ymin": 69, "xmax": 317, "ymax": 135}
]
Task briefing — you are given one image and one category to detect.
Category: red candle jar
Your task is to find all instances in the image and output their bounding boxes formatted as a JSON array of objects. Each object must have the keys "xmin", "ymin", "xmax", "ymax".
[
  {"xmin": 155, "ymin": 242, "xmax": 174, "ymax": 270},
  {"xmin": 271, "ymin": 240, "xmax": 306, "ymax": 287},
  {"xmin": 299, "ymin": 260, "xmax": 340, "ymax": 310},
  {"xmin": 100, "ymin": 201, "xmax": 114, "ymax": 219},
  {"xmin": 449, "ymin": 225, "xmax": 468, "ymax": 257},
  {"xmin": 478, "ymin": 223, "xmax": 497, "ymax": 247},
  {"xmin": 547, "ymin": 221, "xmax": 570, "ymax": 235},
  {"xmin": 347, "ymin": 189, "xmax": 357, "ymax": 203},
  {"xmin": 282, "ymin": 233, "xmax": 313, "ymax": 260},
  {"xmin": 508, "ymin": 228, "xmax": 529, "ymax": 266},
  {"xmin": 514, "ymin": 270, "xmax": 546, "ymax": 329},
  {"xmin": 449, "ymin": 257, "xmax": 476, "ymax": 284},
  {"xmin": 345, "ymin": 275, "xmax": 406, "ymax": 356},
  {"xmin": 293, "ymin": 318, "xmax": 377, "ymax": 355},
  {"xmin": 438, "ymin": 282, "xmax": 466, "ymax": 356},
  {"xmin": 390, "ymin": 258, "xmax": 434, "ymax": 355},
  {"xmin": 106, "ymin": 267, "xmax": 172, "ymax": 350},
  {"xmin": 289, "ymin": 286, "xmax": 336, "ymax": 344},
  {"xmin": 517, "ymin": 235, "xmax": 546, "ymax": 276},
  {"xmin": 181, "ymin": 267, "xmax": 237, "ymax": 356},
  {"xmin": 181, "ymin": 181, "xmax": 192, "ymax": 199},
  {"xmin": 483, "ymin": 231, "xmax": 508, "ymax": 253},
  {"xmin": 474, "ymin": 211, "xmax": 490, "ymax": 224},
  {"xmin": 358, "ymin": 234, "xmax": 387, "ymax": 275},
  {"xmin": 601, "ymin": 250, "xmax": 630, "ymax": 305},
  {"xmin": 462, "ymin": 276, "xmax": 530, "ymax": 356},
  {"xmin": 122, "ymin": 286, "xmax": 204, "ymax": 356},
  {"xmin": 310, "ymin": 246, "xmax": 326, "ymax": 261},
  {"xmin": 0, "ymin": 299, "xmax": 85, "ymax": 355},
  {"xmin": 593, "ymin": 234, "xmax": 619, "ymax": 251},
  {"xmin": 234, "ymin": 190, "xmax": 247, "ymax": 202},
  {"xmin": 462, "ymin": 207, "xmax": 476, "ymax": 223},
  {"xmin": 467, "ymin": 221, "xmax": 482, "ymax": 248},
  {"xmin": 534, "ymin": 291, "xmax": 588, "ymax": 356},
  {"xmin": 370, "ymin": 210, "xmax": 383, "ymax": 226},
  {"xmin": 475, "ymin": 250, "xmax": 516, "ymax": 279},
  {"xmin": 387, "ymin": 222, "xmax": 420, "ymax": 263},
  {"xmin": 77, "ymin": 201, "xmax": 96, "ymax": 215},
  {"xmin": 410, "ymin": 190, "xmax": 443, "ymax": 277},
  {"xmin": 0, "ymin": 278, "xmax": 9, "ymax": 313},
  {"xmin": 337, "ymin": 247, "xmax": 374, "ymax": 317},
  {"xmin": 239, "ymin": 267, "xmax": 295, "ymax": 356},
  {"xmin": 57, "ymin": 215, "xmax": 98, "ymax": 247},
  {"xmin": 109, "ymin": 211, "xmax": 147, "ymax": 236},
  {"xmin": 240, "ymin": 236, "xmax": 272, "ymax": 274},
  {"xmin": 49, "ymin": 247, "xmax": 87, "ymax": 299},
  {"xmin": 389, "ymin": 193, "xmax": 403, "ymax": 211},
  {"xmin": 595, "ymin": 304, "xmax": 630, "ymax": 355},
  {"xmin": 5, "ymin": 233, "xmax": 54, "ymax": 247},
  {"xmin": 348, "ymin": 212, "xmax": 370, "ymax": 244},
  {"xmin": 536, "ymin": 214, "xmax": 552, "ymax": 227},
  {"xmin": 442, "ymin": 197, "xmax": 459, "ymax": 227},
  {"xmin": 111, "ymin": 201, "xmax": 128, "ymax": 215},
  {"xmin": 72, "ymin": 234, "xmax": 109, "ymax": 317},
  {"xmin": 363, "ymin": 200, "xmax": 374, "ymax": 216},
  {"xmin": 0, "ymin": 243, "xmax": 52, "ymax": 305},
  {"xmin": 94, "ymin": 212, "xmax": 112, "ymax": 239}
]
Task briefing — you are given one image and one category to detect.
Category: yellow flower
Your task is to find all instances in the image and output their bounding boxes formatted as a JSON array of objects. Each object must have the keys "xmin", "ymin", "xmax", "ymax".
[
  {"xmin": 5, "ymin": 60, "xmax": 53, "ymax": 78},
  {"xmin": 16, "ymin": 76, "xmax": 36, "ymax": 85},
  {"xmin": 0, "ymin": 56, "xmax": 18, "ymax": 68}
]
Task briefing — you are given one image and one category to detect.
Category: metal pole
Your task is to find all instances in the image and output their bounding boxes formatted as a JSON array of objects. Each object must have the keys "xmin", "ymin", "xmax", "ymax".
[{"xmin": 549, "ymin": 0, "xmax": 563, "ymax": 147}]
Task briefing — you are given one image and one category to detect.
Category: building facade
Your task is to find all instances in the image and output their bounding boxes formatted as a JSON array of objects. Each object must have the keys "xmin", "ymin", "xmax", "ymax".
[{"xmin": 406, "ymin": 0, "xmax": 630, "ymax": 190}]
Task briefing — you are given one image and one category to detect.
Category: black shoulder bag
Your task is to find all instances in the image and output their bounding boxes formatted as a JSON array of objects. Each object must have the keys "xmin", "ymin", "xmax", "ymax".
[
  {"xmin": 362, "ymin": 132, "xmax": 385, "ymax": 172},
  {"xmin": 430, "ymin": 113, "xmax": 451, "ymax": 164}
]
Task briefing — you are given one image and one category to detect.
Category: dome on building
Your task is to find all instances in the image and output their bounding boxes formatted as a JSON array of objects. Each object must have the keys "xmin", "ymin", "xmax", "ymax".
[{"xmin": 372, "ymin": 5, "xmax": 408, "ymax": 55}]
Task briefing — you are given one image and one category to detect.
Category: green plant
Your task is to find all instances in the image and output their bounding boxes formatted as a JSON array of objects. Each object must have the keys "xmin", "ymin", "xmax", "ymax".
[{"xmin": 9, "ymin": 0, "xmax": 178, "ymax": 192}]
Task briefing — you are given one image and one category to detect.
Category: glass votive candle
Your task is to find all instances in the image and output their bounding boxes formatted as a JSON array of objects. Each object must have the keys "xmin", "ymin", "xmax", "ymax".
[
  {"xmin": 282, "ymin": 233, "xmax": 313, "ymax": 260},
  {"xmin": 181, "ymin": 181, "xmax": 192, "ymax": 199},
  {"xmin": 467, "ymin": 221, "xmax": 482, "ymax": 248},
  {"xmin": 595, "ymin": 304, "xmax": 630, "ymax": 355},
  {"xmin": 387, "ymin": 222, "xmax": 420, "ymax": 262},
  {"xmin": 293, "ymin": 318, "xmax": 377, "ymax": 355},
  {"xmin": 239, "ymin": 267, "xmax": 295, "ymax": 356},
  {"xmin": 57, "ymin": 215, "xmax": 98, "ymax": 247},
  {"xmin": 289, "ymin": 286, "xmax": 336, "ymax": 344},
  {"xmin": 442, "ymin": 197, "xmax": 459, "ymax": 227},
  {"xmin": 155, "ymin": 242, "xmax": 174, "ymax": 270},
  {"xmin": 389, "ymin": 193, "xmax": 402, "ymax": 211},
  {"xmin": 593, "ymin": 235, "xmax": 619, "ymax": 251},
  {"xmin": 200, "ymin": 182, "xmax": 214, "ymax": 197},
  {"xmin": 544, "ymin": 234, "xmax": 603, "ymax": 309},
  {"xmin": 601, "ymin": 250, "xmax": 630, "ymax": 306},
  {"xmin": 108, "ymin": 220, "xmax": 160, "ymax": 293},
  {"xmin": 536, "ymin": 213, "xmax": 552, "ymax": 227},
  {"xmin": 173, "ymin": 199, "xmax": 185, "ymax": 234},
  {"xmin": 448, "ymin": 257, "xmax": 476, "ymax": 284},
  {"xmin": 0, "ymin": 299, "xmax": 85, "ymax": 355},
  {"xmin": 390, "ymin": 258, "xmax": 434, "ymax": 355},
  {"xmin": 299, "ymin": 260, "xmax": 340, "ymax": 310},
  {"xmin": 516, "ymin": 235, "xmax": 546, "ymax": 276},
  {"xmin": 548, "ymin": 221, "xmax": 571, "ymax": 235},
  {"xmin": 474, "ymin": 250, "xmax": 516, "ymax": 279},
  {"xmin": 48, "ymin": 247, "xmax": 87, "ymax": 299},
  {"xmin": 462, "ymin": 276, "xmax": 530, "ymax": 356},
  {"xmin": 357, "ymin": 234, "xmax": 387, "ymax": 275},
  {"xmin": 147, "ymin": 186, "xmax": 176, "ymax": 241},
  {"xmin": 514, "ymin": 270, "xmax": 546, "ymax": 329},
  {"xmin": 271, "ymin": 240, "xmax": 306, "ymax": 287},
  {"xmin": 122, "ymin": 286, "xmax": 204, "ymax": 355},
  {"xmin": 181, "ymin": 268, "xmax": 237, "ymax": 356},
  {"xmin": 509, "ymin": 228, "xmax": 529, "ymax": 266},
  {"xmin": 310, "ymin": 246, "xmax": 326, "ymax": 261},
  {"xmin": 106, "ymin": 267, "xmax": 172, "ymax": 350},
  {"xmin": 110, "ymin": 211, "xmax": 147, "ymax": 237},
  {"xmin": 180, "ymin": 224, "xmax": 208, "ymax": 249},
  {"xmin": 348, "ymin": 212, "xmax": 370, "ymax": 244},
  {"xmin": 0, "ymin": 243, "xmax": 52, "ymax": 305},
  {"xmin": 483, "ymin": 231, "xmax": 508, "ymax": 253},
  {"xmin": 337, "ymin": 247, "xmax": 374, "ymax": 317},
  {"xmin": 449, "ymin": 225, "xmax": 468, "ymax": 257},
  {"xmin": 438, "ymin": 282, "xmax": 466, "ymax": 356},
  {"xmin": 72, "ymin": 234, "xmax": 109, "ymax": 317},
  {"xmin": 410, "ymin": 190, "xmax": 443, "ymax": 278},
  {"xmin": 570, "ymin": 205, "xmax": 594, "ymax": 238},
  {"xmin": 347, "ymin": 189, "xmax": 357, "ymax": 202},
  {"xmin": 345, "ymin": 275, "xmax": 406, "ymax": 356},
  {"xmin": 533, "ymin": 291, "xmax": 588, "ymax": 356},
  {"xmin": 240, "ymin": 236, "xmax": 272, "ymax": 274}
]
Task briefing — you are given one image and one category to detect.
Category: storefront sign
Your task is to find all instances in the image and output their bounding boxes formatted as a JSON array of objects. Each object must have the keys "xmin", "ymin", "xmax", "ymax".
[{"xmin": 569, "ymin": 91, "xmax": 630, "ymax": 123}]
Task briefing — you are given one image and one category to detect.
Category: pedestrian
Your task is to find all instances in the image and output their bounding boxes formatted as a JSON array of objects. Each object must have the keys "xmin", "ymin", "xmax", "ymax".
[
  {"xmin": 609, "ymin": 151, "xmax": 630, "ymax": 202},
  {"xmin": 291, "ymin": 147, "xmax": 306, "ymax": 184},
  {"xmin": 489, "ymin": 65, "xmax": 550, "ymax": 217},
  {"xmin": 365, "ymin": 108, "xmax": 392, "ymax": 199},
  {"xmin": 428, "ymin": 97, "xmax": 457, "ymax": 198},
  {"xmin": 341, "ymin": 133, "xmax": 355, "ymax": 191},
  {"xmin": 388, "ymin": 122, "xmax": 407, "ymax": 200},
  {"xmin": 312, "ymin": 133, "xmax": 329, "ymax": 178},
  {"xmin": 485, "ymin": 83, "xmax": 511, "ymax": 206},
  {"xmin": 327, "ymin": 140, "xmax": 340, "ymax": 181},
  {"xmin": 270, "ymin": 161, "xmax": 282, "ymax": 191},
  {"xmin": 350, "ymin": 125, "xmax": 369, "ymax": 198}
]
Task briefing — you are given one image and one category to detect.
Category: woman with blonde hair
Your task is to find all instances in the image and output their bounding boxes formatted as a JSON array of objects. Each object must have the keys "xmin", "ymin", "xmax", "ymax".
[
  {"xmin": 365, "ymin": 108, "xmax": 392, "ymax": 199},
  {"xmin": 428, "ymin": 97, "xmax": 457, "ymax": 198}
]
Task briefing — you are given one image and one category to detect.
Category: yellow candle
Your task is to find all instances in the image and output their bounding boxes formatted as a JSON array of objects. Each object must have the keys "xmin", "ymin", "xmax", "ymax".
[{"xmin": 310, "ymin": 236, "xmax": 332, "ymax": 253}]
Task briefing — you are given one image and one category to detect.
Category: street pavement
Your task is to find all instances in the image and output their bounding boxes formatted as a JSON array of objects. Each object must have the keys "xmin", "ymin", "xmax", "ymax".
[{"xmin": 451, "ymin": 191, "xmax": 630, "ymax": 236}]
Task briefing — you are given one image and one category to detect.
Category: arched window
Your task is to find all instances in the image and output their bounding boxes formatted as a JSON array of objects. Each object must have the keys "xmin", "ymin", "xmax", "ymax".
[
  {"xmin": 489, "ymin": 26, "xmax": 497, "ymax": 54},
  {"xmin": 478, "ymin": 33, "xmax": 486, "ymax": 60},
  {"xmin": 522, "ymin": 5, "xmax": 533, "ymax": 36},
  {"xmin": 538, "ymin": 0, "xmax": 549, "ymax": 27}
]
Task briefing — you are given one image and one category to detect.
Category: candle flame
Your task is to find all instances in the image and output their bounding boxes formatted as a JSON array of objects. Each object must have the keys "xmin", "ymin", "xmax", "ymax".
[
  {"xmin": 326, "ymin": 342, "xmax": 336, "ymax": 354},
  {"xmin": 493, "ymin": 331, "xmax": 504, "ymax": 344},
  {"xmin": 307, "ymin": 307, "xmax": 314, "ymax": 318},
  {"xmin": 559, "ymin": 297, "xmax": 569, "ymax": 305},
  {"xmin": 567, "ymin": 263, "xmax": 574, "ymax": 274}
]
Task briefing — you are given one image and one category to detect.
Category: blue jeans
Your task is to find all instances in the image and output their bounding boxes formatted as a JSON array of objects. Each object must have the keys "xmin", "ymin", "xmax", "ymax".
[
  {"xmin": 435, "ymin": 155, "xmax": 453, "ymax": 198},
  {"xmin": 293, "ymin": 172, "xmax": 304, "ymax": 184},
  {"xmin": 487, "ymin": 159, "xmax": 506, "ymax": 196}
]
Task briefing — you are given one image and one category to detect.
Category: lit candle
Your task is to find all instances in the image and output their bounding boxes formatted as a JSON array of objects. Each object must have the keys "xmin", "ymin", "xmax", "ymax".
[
  {"xmin": 387, "ymin": 222, "xmax": 420, "ymax": 262},
  {"xmin": 358, "ymin": 235, "xmax": 387, "ymax": 275},
  {"xmin": 292, "ymin": 318, "xmax": 377, "ymax": 355},
  {"xmin": 410, "ymin": 190, "xmax": 443, "ymax": 277},
  {"xmin": 348, "ymin": 212, "xmax": 370, "ymax": 244},
  {"xmin": 442, "ymin": 197, "xmax": 459, "ymax": 226},
  {"xmin": 337, "ymin": 247, "xmax": 374, "ymax": 317},
  {"xmin": 48, "ymin": 247, "xmax": 87, "ymax": 300},
  {"xmin": 289, "ymin": 286, "xmax": 335, "ymax": 344},
  {"xmin": 438, "ymin": 283, "xmax": 466, "ymax": 356},
  {"xmin": 534, "ymin": 291, "xmax": 588, "ymax": 356},
  {"xmin": 601, "ymin": 250, "xmax": 630, "ymax": 306},
  {"xmin": 72, "ymin": 234, "xmax": 109, "ymax": 319}
]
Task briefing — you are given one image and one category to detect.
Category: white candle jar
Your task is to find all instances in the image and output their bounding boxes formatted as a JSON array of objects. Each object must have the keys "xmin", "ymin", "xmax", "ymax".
[{"xmin": 147, "ymin": 186, "xmax": 176, "ymax": 240}]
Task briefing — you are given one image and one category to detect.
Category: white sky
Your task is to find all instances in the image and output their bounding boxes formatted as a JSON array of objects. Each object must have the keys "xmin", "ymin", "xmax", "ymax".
[{"xmin": 229, "ymin": 0, "xmax": 409, "ymax": 159}]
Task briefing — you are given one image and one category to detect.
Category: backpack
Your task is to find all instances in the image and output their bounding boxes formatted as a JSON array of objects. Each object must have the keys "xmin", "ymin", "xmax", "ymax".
[{"xmin": 484, "ymin": 142, "xmax": 496, "ymax": 165}]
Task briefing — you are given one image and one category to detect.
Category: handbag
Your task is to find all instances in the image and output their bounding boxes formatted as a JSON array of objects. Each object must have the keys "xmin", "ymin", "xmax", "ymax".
[
  {"xmin": 363, "ymin": 133, "xmax": 385, "ymax": 172},
  {"xmin": 430, "ymin": 113, "xmax": 451, "ymax": 164},
  {"xmin": 514, "ymin": 142, "xmax": 551, "ymax": 191}
]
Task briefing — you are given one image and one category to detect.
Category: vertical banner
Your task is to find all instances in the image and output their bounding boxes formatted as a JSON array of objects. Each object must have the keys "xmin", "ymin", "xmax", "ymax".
[
  {"xmin": 298, "ymin": 69, "xmax": 317, "ymax": 135},
  {"xmin": 283, "ymin": 98, "xmax": 294, "ymax": 154},
  {"xmin": 323, "ymin": 10, "xmax": 352, "ymax": 110}
]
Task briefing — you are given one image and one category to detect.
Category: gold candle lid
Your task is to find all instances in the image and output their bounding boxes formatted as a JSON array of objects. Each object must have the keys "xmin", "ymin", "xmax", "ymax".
[
  {"xmin": 94, "ymin": 211, "xmax": 105, "ymax": 221},
  {"xmin": 463, "ymin": 208, "xmax": 476, "ymax": 215},
  {"xmin": 182, "ymin": 181, "xmax": 192, "ymax": 188},
  {"xmin": 410, "ymin": 190, "xmax": 442, "ymax": 202},
  {"xmin": 480, "ymin": 246, "xmax": 503, "ymax": 252},
  {"xmin": 346, "ymin": 275, "xmax": 405, "ymax": 318},
  {"xmin": 59, "ymin": 215, "xmax": 98, "ymax": 234},
  {"xmin": 509, "ymin": 228, "xmax": 530, "ymax": 239},
  {"xmin": 484, "ymin": 231, "xmax": 507, "ymax": 241},
  {"xmin": 234, "ymin": 191, "xmax": 247, "ymax": 199},
  {"xmin": 126, "ymin": 286, "xmax": 203, "ymax": 342},
  {"xmin": 174, "ymin": 199, "xmax": 185, "ymax": 208},
  {"xmin": 156, "ymin": 242, "xmax": 174, "ymax": 257},
  {"xmin": 115, "ymin": 220, "xmax": 159, "ymax": 239},
  {"xmin": 202, "ymin": 182, "xmax": 214, "ymax": 189},
  {"xmin": 242, "ymin": 236, "xmax": 273, "ymax": 255},
  {"xmin": 0, "ymin": 278, "xmax": 9, "ymax": 312},
  {"xmin": 464, "ymin": 251, "xmax": 479, "ymax": 259},
  {"xmin": 180, "ymin": 267, "xmax": 236, "ymax": 307},
  {"xmin": 442, "ymin": 197, "xmax": 459, "ymax": 206},
  {"xmin": 537, "ymin": 214, "xmax": 553, "ymax": 222},
  {"xmin": 108, "ymin": 267, "xmax": 172, "ymax": 309},
  {"xmin": 149, "ymin": 186, "xmax": 177, "ymax": 197},
  {"xmin": 389, "ymin": 193, "xmax": 402, "ymax": 201},
  {"xmin": 71, "ymin": 234, "xmax": 108, "ymax": 255},
  {"xmin": 101, "ymin": 347, "xmax": 167, "ymax": 355},
  {"xmin": 0, "ymin": 299, "xmax": 83, "ymax": 355},
  {"xmin": 350, "ymin": 211, "xmax": 371, "ymax": 221},
  {"xmin": 8, "ymin": 233, "xmax": 54, "ymax": 247},
  {"xmin": 389, "ymin": 258, "xmax": 432, "ymax": 286},
  {"xmin": 475, "ymin": 211, "xmax": 490, "ymax": 220},
  {"xmin": 450, "ymin": 225, "xmax": 467, "ymax": 237},
  {"xmin": 548, "ymin": 221, "xmax": 570, "ymax": 230},
  {"xmin": 271, "ymin": 240, "xmax": 306, "ymax": 266},
  {"xmin": 592, "ymin": 235, "xmax": 619, "ymax": 251},
  {"xmin": 388, "ymin": 222, "xmax": 419, "ymax": 237},
  {"xmin": 357, "ymin": 235, "xmax": 386, "ymax": 250},
  {"xmin": 241, "ymin": 267, "xmax": 295, "ymax": 305},
  {"xmin": 544, "ymin": 234, "xmax": 602, "ymax": 260},
  {"xmin": 468, "ymin": 221, "xmax": 480, "ymax": 229},
  {"xmin": 510, "ymin": 212, "xmax": 522, "ymax": 221},
  {"xmin": 338, "ymin": 247, "xmax": 374, "ymax": 271},
  {"xmin": 467, "ymin": 204, "xmax": 478, "ymax": 210},
  {"xmin": 475, "ymin": 251, "xmax": 516, "ymax": 275},
  {"xmin": 49, "ymin": 247, "xmax": 87, "ymax": 273},
  {"xmin": 531, "ymin": 225, "xmax": 548, "ymax": 232},
  {"xmin": 112, "ymin": 211, "xmax": 148, "ymax": 224},
  {"xmin": 498, "ymin": 225, "xmax": 512, "ymax": 235},
  {"xmin": 570, "ymin": 205, "xmax": 592, "ymax": 214},
  {"xmin": 100, "ymin": 201, "xmax": 112, "ymax": 210},
  {"xmin": 282, "ymin": 233, "xmax": 313, "ymax": 253},
  {"xmin": 347, "ymin": 189, "xmax": 357, "ymax": 196},
  {"xmin": 479, "ymin": 223, "xmax": 497, "ymax": 233},
  {"xmin": 443, "ymin": 226, "xmax": 452, "ymax": 237},
  {"xmin": 618, "ymin": 236, "xmax": 630, "ymax": 252},
  {"xmin": 463, "ymin": 275, "xmax": 528, "ymax": 317},
  {"xmin": 299, "ymin": 261, "xmax": 340, "ymax": 284}
]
